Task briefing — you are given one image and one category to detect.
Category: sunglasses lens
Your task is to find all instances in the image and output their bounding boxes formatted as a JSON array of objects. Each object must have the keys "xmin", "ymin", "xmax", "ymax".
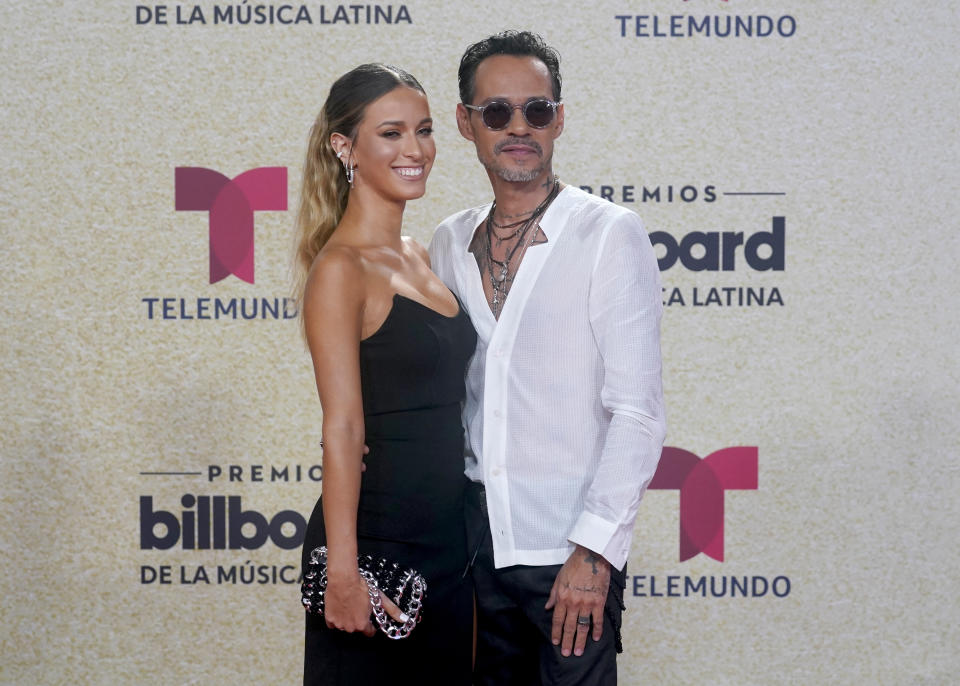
[
  {"xmin": 524, "ymin": 100, "xmax": 555, "ymax": 128},
  {"xmin": 482, "ymin": 102, "xmax": 513, "ymax": 130}
]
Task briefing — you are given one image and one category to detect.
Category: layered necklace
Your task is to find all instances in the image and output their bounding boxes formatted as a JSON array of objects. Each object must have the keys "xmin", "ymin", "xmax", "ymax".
[{"xmin": 482, "ymin": 179, "xmax": 561, "ymax": 318}]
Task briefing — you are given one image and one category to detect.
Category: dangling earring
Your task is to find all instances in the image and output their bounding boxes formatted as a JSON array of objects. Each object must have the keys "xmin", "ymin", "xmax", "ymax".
[{"xmin": 336, "ymin": 150, "xmax": 355, "ymax": 187}]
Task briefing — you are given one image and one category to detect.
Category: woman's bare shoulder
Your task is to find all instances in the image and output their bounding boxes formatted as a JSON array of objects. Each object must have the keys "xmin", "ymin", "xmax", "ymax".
[
  {"xmin": 401, "ymin": 235, "xmax": 430, "ymax": 268},
  {"xmin": 303, "ymin": 244, "xmax": 367, "ymax": 317}
]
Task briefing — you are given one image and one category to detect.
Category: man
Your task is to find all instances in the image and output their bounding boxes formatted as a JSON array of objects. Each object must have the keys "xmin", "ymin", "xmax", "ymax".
[{"xmin": 429, "ymin": 31, "xmax": 666, "ymax": 685}]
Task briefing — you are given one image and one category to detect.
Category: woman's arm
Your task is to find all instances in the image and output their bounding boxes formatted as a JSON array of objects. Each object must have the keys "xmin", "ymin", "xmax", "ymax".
[{"xmin": 302, "ymin": 247, "xmax": 374, "ymax": 635}]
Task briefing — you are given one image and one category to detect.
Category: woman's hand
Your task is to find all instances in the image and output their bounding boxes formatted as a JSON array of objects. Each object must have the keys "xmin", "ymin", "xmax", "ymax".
[
  {"xmin": 323, "ymin": 572, "xmax": 375, "ymax": 636},
  {"xmin": 323, "ymin": 572, "xmax": 413, "ymax": 636},
  {"xmin": 378, "ymin": 592, "xmax": 407, "ymax": 625},
  {"xmin": 324, "ymin": 571, "xmax": 375, "ymax": 636}
]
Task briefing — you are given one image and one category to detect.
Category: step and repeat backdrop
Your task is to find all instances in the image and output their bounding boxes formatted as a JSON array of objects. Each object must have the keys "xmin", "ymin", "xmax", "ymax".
[{"xmin": 2, "ymin": 2, "xmax": 958, "ymax": 684}]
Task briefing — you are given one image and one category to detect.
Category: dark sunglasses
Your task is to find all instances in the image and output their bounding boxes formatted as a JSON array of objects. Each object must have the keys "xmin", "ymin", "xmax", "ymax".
[{"xmin": 463, "ymin": 98, "xmax": 559, "ymax": 130}]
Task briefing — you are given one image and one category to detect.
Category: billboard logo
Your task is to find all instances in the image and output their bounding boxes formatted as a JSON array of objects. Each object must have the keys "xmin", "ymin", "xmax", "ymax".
[
  {"xmin": 650, "ymin": 446, "xmax": 758, "ymax": 561},
  {"xmin": 650, "ymin": 217, "xmax": 784, "ymax": 272},
  {"xmin": 140, "ymin": 494, "xmax": 306, "ymax": 550},
  {"xmin": 174, "ymin": 167, "xmax": 287, "ymax": 284}
]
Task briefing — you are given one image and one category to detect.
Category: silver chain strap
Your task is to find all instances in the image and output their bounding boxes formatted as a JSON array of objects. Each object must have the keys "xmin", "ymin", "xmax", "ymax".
[
  {"xmin": 302, "ymin": 546, "xmax": 426, "ymax": 640},
  {"xmin": 359, "ymin": 568, "xmax": 426, "ymax": 640}
]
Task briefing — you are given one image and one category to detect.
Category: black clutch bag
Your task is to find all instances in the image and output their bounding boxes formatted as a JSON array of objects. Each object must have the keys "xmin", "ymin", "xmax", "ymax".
[{"xmin": 301, "ymin": 545, "xmax": 427, "ymax": 639}]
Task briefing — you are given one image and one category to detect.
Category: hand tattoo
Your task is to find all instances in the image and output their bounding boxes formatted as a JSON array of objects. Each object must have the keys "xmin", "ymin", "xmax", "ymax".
[
  {"xmin": 584, "ymin": 551, "xmax": 600, "ymax": 575},
  {"xmin": 564, "ymin": 581, "xmax": 604, "ymax": 595},
  {"xmin": 573, "ymin": 585, "xmax": 604, "ymax": 594}
]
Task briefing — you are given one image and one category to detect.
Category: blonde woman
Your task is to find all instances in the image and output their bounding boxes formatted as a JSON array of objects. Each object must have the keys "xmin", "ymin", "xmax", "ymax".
[{"xmin": 294, "ymin": 64, "xmax": 475, "ymax": 684}]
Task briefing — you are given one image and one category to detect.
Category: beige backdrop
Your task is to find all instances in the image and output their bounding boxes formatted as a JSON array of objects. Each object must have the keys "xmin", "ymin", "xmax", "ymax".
[{"xmin": 2, "ymin": 1, "xmax": 958, "ymax": 684}]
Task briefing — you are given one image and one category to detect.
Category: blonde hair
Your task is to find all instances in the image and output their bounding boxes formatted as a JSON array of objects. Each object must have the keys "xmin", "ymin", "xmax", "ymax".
[
  {"xmin": 292, "ymin": 64, "xmax": 426, "ymax": 316},
  {"xmin": 292, "ymin": 107, "xmax": 349, "ymax": 306}
]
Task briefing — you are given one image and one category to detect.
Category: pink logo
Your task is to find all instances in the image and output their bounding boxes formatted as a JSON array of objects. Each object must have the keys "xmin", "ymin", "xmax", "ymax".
[
  {"xmin": 175, "ymin": 167, "xmax": 287, "ymax": 284},
  {"xmin": 649, "ymin": 446, "xmax": 758, "ymax": 562}
]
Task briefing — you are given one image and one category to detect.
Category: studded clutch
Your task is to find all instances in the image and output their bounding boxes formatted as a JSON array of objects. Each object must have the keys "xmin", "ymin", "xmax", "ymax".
[{"xmin": 301, "ymin": 545, "xmax": 427, "ymax": 640}]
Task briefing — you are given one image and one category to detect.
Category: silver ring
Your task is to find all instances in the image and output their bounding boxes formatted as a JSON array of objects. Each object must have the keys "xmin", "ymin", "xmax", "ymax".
[{"xmin": 576, "ymin": 616, "xmax": 591, "ymax": 626}]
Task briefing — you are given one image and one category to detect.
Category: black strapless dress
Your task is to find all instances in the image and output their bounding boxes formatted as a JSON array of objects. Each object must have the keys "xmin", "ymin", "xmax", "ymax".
[{"xmin": 302, "ymin": 293, "xmax": 477, "ymax": 685}]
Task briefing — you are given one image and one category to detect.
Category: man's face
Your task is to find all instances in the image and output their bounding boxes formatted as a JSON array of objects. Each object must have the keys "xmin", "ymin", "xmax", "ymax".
[{"xmin": 457, "ymin": 55, "xmax": 564, "ymax": 184}]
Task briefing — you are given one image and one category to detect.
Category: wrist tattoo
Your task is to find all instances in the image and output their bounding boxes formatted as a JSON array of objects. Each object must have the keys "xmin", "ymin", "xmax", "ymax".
[{"xmin": 584, "ymin": 551, "xmax": 601, "ymax": 575}]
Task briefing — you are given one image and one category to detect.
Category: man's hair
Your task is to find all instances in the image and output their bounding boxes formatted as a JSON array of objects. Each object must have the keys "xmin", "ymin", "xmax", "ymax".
[{"xmin": 458, "ymin": 30, "xmax": 562, "ymax": 105}]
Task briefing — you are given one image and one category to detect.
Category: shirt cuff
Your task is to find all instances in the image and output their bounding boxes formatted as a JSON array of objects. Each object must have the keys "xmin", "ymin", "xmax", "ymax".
[{"xmin": 568, "ymin": 511, "xmax": 632, "ymax": 571}]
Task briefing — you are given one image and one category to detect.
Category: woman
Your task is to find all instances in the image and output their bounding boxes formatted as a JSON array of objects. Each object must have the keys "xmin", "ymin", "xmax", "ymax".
[{"xmin": 294, "ymin": 64, "xmax": 475, "ymax": 684}]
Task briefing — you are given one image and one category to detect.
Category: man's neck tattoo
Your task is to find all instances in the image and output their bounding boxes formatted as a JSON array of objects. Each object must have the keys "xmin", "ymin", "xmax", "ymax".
[
  {"xmin": 493, "ymin": 174, "xmax": 557, "ymax": 224},
  {"xmin": 492, "ymin": 175, "xmax": 557, "ymax": 223}
]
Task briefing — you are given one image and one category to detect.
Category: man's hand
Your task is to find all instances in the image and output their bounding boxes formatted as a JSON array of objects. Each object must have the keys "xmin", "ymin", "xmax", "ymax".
[{"xmin": 545, "ymin": 545, "xmax": 611, "ymax": 657}]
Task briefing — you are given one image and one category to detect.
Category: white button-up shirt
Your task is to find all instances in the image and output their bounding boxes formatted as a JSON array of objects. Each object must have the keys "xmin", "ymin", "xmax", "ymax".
[{"xmin": 429, "ymin": 186, "xmax": 666, "ymax": 570}]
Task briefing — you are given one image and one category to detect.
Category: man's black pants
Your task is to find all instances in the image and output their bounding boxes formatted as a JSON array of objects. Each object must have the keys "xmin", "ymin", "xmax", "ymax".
[{"xmin": 465, "ymin": 482, "xmax": 626, "ymax": 686}]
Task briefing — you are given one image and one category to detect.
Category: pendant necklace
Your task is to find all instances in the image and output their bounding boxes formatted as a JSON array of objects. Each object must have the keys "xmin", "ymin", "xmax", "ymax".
[
  {"xmin": 483, "ymin": 179, "xmax": 561, "ymax": 317},
  {"xmin": 488, "ymin": 181, "xmax": 560, "ymax": 247}
]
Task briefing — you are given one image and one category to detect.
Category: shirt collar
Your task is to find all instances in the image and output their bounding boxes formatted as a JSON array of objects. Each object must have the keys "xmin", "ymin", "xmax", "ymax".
[
  {"xmin": 462, "ymin": 184, "xmax": 576, "ymax": 252},
  {"xmin": 537, "ymin": 184, "xmax": 575, "ymax": 241}
]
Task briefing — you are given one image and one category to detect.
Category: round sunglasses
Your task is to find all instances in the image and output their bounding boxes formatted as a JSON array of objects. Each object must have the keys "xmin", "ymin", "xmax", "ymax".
[{"xmin": 463, "ymin": 99, "xmax": 559, "ymax": 130}]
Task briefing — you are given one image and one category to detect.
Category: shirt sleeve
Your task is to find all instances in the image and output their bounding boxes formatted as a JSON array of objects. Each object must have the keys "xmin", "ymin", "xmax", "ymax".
[{"xmin": 567, "ymin": 210, "xmax": 667, "ymax": 570}]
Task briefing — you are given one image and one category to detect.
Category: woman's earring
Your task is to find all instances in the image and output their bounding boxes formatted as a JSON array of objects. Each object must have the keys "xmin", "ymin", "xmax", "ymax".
[{"xmin": 336, "ymin": 150, "xmax": 354, "ymax": 186}]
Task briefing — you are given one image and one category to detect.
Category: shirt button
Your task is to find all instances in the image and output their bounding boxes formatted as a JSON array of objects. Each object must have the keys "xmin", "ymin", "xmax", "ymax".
[
  {"xmin": 491, "ymin": 468, "xmax": 501, "ymax": 476},
  {"xmin": 493, "ymin": 409, "xmax": 502, "ymax": 418}
]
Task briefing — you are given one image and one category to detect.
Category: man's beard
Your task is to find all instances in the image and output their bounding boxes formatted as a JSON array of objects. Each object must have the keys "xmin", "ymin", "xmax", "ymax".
[{"xmin": 478, "ymin": 138, "xmax": 551, "ymax": 183}]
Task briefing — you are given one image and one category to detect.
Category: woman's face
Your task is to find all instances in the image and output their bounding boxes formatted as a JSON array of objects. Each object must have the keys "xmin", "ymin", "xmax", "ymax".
[{"xmin": 349, "ymin": 86, "xmax": 435, "ymax": 202}]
